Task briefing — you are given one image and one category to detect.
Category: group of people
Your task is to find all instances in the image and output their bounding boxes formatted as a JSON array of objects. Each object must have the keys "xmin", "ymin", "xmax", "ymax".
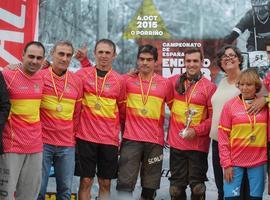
[{"xmin": 0, "ymin": 38, "xmax": 269, "ymax": 200}]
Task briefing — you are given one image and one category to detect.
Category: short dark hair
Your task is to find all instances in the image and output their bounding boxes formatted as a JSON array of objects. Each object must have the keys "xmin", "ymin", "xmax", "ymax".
[
  {"xmin": 51, "ymin": 40, "xmax": 74, "ymax": 54},
  {"xmin": 184, "ymin": 47, "xmax": 204, "ymax": 61},
  {"xmin": 23, "ymin": 41, "xmax": 45, "ymax": 56},
  {"xmin": 137, "ymin": 44, "xmax": 158, "ymax": 62},
  {"xmin": 216, "ymin": 45, "xmax": 243, "ymax": 72},
  {"xmin": 94, "ymin": 39, "xmax": 116, "ymax": 53}
]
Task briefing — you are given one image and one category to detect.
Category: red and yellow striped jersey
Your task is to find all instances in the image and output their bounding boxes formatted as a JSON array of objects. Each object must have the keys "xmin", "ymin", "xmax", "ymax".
[
  {"xmin": 75, "ymin": 67, "xmax": 125, "ymax": 146},
  {"xmin": 2, "ymin": 68, "xmax": 43, "ymax": 153},
  {"xmin": 218, "ymin": 96, "xmax": 268, "ymax": 168},
  {"xmin": 40, "ymin": 68, "xmax": 83, "ymax": 147},
  {"xmin": 122, "ymin": 74, "xmax": 173, "ymax": 146},
  {"xmin": 168, "ymin": 75, "xmax": 216, "ymax": 153}
]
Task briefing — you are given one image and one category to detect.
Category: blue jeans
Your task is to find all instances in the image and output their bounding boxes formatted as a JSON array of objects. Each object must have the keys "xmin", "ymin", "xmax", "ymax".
[
  {"xmin": 37, "ymin": 144, "xmax": 75, "ymax": 200},
  {"xmin": 224, "ymin": 165, "xmax": 266, "ymax": 199}
]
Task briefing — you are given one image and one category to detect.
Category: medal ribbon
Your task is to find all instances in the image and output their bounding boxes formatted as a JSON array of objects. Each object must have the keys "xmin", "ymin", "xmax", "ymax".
[
  {"xmin": 50, "ymin": 67, "xmax": 68, "ymax": 103},
  {"xmin": 139, "ymin": 74, "xmax": 153, "ymax": 106},
  {"xmin": 184, "ymin": 80, "xmax": 199, "ymax": 109},
  {"xmin": 241, "ymin": 96, "xmax": 256, "ymax": 132},
  {"xmin": 95, "ymin": 68, "xmax": 111, "ymax": 101}
]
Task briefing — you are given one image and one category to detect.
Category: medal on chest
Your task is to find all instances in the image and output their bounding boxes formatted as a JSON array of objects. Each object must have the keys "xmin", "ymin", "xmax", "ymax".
[
  {"xmin": 50, "ymin": 67, "xmax": 69, "ymax": 112},
  {"xmin": 139, "ymin": 74, "xmax": 153, "ymax": 115}
]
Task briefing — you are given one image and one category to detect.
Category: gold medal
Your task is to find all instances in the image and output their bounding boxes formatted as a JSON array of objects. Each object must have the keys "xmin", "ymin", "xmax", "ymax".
[
  {"xmin": 95, "ymin": 102, "xmax": 101, "ymax": 110},
  {"xmin": 56, "ymin": 104, "xmax": 63, "ymax": 112},
  {"xmin": 94, "ymin": 68, "xmax": 111, "ymax": 111},
  {"xmin": 141, "ymin": 108, "xmax": 148, "ymax": 115},
  {"xmin": 250, "ymin": 135, "xmax": 256, "ymax": 143},
  {"xmin": 139, "ymin": 74, "xmax": 153, "ymax": 116},
  {"xmin": 50, "ymin": 67, "xmax": 68, "ymax": 113}
]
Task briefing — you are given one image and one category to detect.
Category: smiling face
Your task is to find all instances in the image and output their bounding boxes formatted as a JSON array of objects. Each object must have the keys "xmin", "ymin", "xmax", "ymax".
[
  {"xmin": 137, "ymin": 52, "xmax": 155, "ymax": 75},
  {"xmin": 22, "ymin": 44, "xmax": 45, "ymax": 75},
  {"xmin": 184, "ymin": 52, "xmax": 202, "ymax": 79},
  {"xmin": 220, "ymin": 48, "xmax": 241, "ymax": 73},
  {"xmin": 94, "ymin": 42, "xmax": 116, "ymax": 70}
]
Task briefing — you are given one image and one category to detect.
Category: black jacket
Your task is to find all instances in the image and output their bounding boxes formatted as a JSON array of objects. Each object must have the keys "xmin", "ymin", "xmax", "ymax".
[{"xmin": 0, "ymin": 72, "xmax": 11, "ymax": 154}]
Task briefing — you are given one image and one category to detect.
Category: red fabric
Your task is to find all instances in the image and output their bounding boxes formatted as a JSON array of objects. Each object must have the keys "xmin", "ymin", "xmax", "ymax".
[
  {"xmin": 0, "ymin": 0, "xmax": 39, "ymax": 66},
  {"xmin": 40, "ymin": 68, "xmax": 83, "ymax": 147},
  {"xmin": 122, "ymin": 74, "xmax": 173, "ymax": 145},
  {"xmin": 75, "ymin": 67, "xmax": 125, "ymax": 146},
  {"xmin": 168, "ymin": 75, "xmax": 216, "ymax": 153},
  {"xmin": 218, "ymin": 96, "xmax": 268, "ymax": 168},
  {"xmin": 2, "ymin": 68, "xmax": 43, "ymax": 153}
]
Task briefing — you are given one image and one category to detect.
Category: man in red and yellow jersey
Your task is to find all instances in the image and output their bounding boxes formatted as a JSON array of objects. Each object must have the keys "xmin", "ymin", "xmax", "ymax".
[
  {"xmin": 116, "ymin": 44, "xmax": 173, "ymax": 200},
  {"xmin": 168, "ymin": 48, "xmax": 216, "ymax": 200},
  {"xmin": 0, "ymin": 41, "xmax": 45, "ymax": 200},
  {"xmin": 37, "ymin": 41, "xmax": 83, "ymax": 200},
  {"xmin": 75, "ymin": 39, "xmax": 125, "ymax": 200}
]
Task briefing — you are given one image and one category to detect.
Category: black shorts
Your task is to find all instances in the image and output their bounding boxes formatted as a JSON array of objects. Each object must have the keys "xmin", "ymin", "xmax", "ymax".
[
  {"xmin": 75, "ymin": 138, "xmax": 118, "ymax": 179},
  {"xmin": 116, "ymin": 139, "xmax": 163, "ymax": 192},
  {"xmin": 169, "ymin": 147, "xmax": 208, "ymax": 187}
]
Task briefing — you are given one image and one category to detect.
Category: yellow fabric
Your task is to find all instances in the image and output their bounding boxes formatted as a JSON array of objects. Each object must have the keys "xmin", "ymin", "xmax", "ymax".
[
  {"xmin": 171, "ymin": 99, "xmax": 205, "ymax": 125},
  {"xmin": 10, "ymin": 99, "xmax": 41, "ymax": 122},
  {"xmin": 82, "ymin": 93, "xmax": 117, "ymax": 118},
  {"xmin": 41, "ymin": 95, "xmax": 76, "ymax": 120},
  {"xmin": 127, "ymin": 93, "xmax": 163, "ymax": 119}
]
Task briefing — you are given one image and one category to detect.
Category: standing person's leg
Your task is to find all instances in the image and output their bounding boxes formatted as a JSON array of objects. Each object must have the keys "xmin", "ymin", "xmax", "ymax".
[
  {"xmin": 37, "ymin": 144, "xmax": 54, "ymax": 200},
  {"xmin": 78, "ymin": 177, "xmax": 94, "ymax": 200},
  {"xmin": 75, "ymin": 139, "xmax": 98, "ymax": 200},
  {"xmin": 223, "ymin": 167, "xmax": 244, "ymax": 200},
  {"xmin": 140, "ymin": 142, "xmax": 163, "ymax": 200},
  {"xmin": 212, "ymin": 140, "xmax": 224, "ymax": 199},
  {"xmin": 169, "ymin": 147, "xmax": 189, "ymax": 200},
  {"xmin": 15, "ymin": 152, "xmax": 42, "ymax": 200},
  {"xmin": 0, "ymin": 153, "xmax": 24, "ymax": 200},
  {"xmin": 116, "ymin": 140, "xmax": 144, "ymax": 198},
  {"xmin": 240, "ymin": 168, "xmax": 250, "ymax": 200},
  {"xmin": 54, "ymin": 146, "xmax": 75, "ymax": 200},
  {"xmin": 247, "ymin": 164, "xmax": 266, "ymax": 200},
  {"xmin": 96, "ymin": 143, "xmax": 118, "ymax": 199},
  {"xmin": 188, "ymin": 151, "xmax": 208, "ymax": 200}
]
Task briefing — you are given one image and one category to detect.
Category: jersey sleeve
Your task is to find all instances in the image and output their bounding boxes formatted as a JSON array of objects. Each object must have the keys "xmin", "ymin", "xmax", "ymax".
[
  {"xmin": 193, "ymin": 83, "xmax": 217, "ymax": 136},
  {"xmin": 218, "ymin": 101, "xmax": 233, "ymax": 168}
]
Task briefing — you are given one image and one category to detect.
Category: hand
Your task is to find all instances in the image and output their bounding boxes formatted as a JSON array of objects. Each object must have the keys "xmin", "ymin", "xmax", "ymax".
[
  {"xmin": 41, "ymin": 60, "xmax": 51, "ymax": 69},
  {"xmin": 127, "ymin": 67, "xmax": 139, "ymax": 76},
  {"xmin": 74, "ymin": 44, "xmax": 88, "ymax": 61},
  {"xmin": 183, "ymin": 128, "xmax": 196, "ymax": 140},
  {"xmin": 224, "ymin": 167, "xmax": 233, "ymax": 183},
  {"xmin": 5, "ymin": 63, "xmax": 22, "ymax": 70},
  {"xmin": 247, "ymin": 96, "xmax": 266, "ymax": 115}
]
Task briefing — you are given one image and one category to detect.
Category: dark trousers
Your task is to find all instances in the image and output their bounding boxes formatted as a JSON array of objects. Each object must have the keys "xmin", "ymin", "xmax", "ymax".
[{"xmin": 212, "ymin": 140, "xmax": 250, "ymax": 200}]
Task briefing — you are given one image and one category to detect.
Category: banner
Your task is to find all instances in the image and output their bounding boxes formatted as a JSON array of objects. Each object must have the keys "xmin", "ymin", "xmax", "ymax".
[{"xmin": 0, "ymin": 0, "xmax": 39, "ymax": 67}]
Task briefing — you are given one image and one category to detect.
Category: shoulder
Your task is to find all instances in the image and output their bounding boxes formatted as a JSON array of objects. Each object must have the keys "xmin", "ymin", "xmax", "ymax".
[
  {"xmin": 76, "ymin": 67, "xmax": 94, "ymax": 80},
  {"xmin": 224, "ymin": 96, "xmax": 239, "ymax": 108},
  {"xmin": 154, "ymin": 73, "xmax": 167, "ymax": 81},
  {"xmin": 168, "ymin": 74, "xmax": 180, "ymax": 83},
  {"xmin": 39, "ymin": 68, "xmax": 50, "ymax": 77},
  {"xmin": 69, "ymin": 71, "xmax": 83, "ymax": 84},
  {"xmin": 110, "ymin": 70, "xmax": 123, "ymax": 79},
  {"xmin": 201, "ymin": 77, "xmax": 216, "ymax": 89}
]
